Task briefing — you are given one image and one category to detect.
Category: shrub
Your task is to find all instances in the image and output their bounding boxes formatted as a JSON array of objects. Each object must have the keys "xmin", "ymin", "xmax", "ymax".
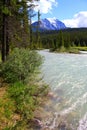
[
  {"xmin": 0, "ymin": 95, "xmax": 15, "ymax": 129},
  {"xmin": 8, "ymin": 82, "xmax": 37, "ymax": 120},
  {"xmin": 0, "ymin": 48, "xmax": 42, "ymax": 83}
]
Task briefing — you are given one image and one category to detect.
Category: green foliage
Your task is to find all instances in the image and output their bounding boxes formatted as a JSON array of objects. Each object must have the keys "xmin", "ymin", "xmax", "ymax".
[
  {"xmin": 10, "ymin": 120, "xmax": 28, "ymax": 130},
  {"xmin": 0, "ymin": 98, "xmax": 14, "ymax": 119},
  {"xmin": 7, "ymin": 81, "xmax": 49, "ymax": 129},
  {"xmin": 68, "ymin": 47, "xmax": 79, "ymax": 54},
  {"xmin": 73, "ymin": 46, "xmax": 87, "ymax": 51},
  {"xmin": 2, "ymin": 6, "xmax": 11, "ymax": 15},
  {"xmin": 11, "ymin": 0, "xmax": 17, "ymax": 6},
  {"xmin": 0, "ymin": 47, "xmax": 49, "ymax": 129},
  {"xmin": 58, "ymin": 46, "xmax": 66, "ymax": 52},
  {"xmin": 0, "ymin": 48, "xmax": 42, "ymax": 83},
  {"xmin": 0, "ymin": 94, "xmax": 15, "ymax": 129},
  {"xmin": 59, "ymin": 30, "xmax": 64, "ymax": 48},
  {"xmin": 40, "ymin": 28, "xmax": 87, "ymax": 51},
  {"xmin": 8, "ymin": 82, "xmax": 37, "ymax": 120}
]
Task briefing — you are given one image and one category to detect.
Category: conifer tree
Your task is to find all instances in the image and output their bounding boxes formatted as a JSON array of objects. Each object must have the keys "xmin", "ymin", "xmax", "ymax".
[
  {"xmin": 58, "ymin": 30, "xmax": 64, "ymax": 48},
  {"xmin": 36, "ymin": 10, "xmax": 41, "ymax": 48},
  {"xmin": 0, "ymin": 0, "xmax": 39, "ymax": 61}
]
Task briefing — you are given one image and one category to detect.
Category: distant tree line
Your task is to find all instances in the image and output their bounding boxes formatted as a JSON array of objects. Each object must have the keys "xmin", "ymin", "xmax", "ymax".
[{"xmin": 38, "ymin": 28, "xmax": 87, "ymax": 50}]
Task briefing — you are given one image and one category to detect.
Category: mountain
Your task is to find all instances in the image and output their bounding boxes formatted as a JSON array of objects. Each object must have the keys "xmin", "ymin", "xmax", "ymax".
[{"xmin": 32, "ymin": 18, "xmax": 66, "ymax": 31}]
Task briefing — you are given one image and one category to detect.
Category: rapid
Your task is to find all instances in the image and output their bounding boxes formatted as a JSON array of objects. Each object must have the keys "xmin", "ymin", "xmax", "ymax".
[{"xmin": 38, "ymin": 50, "xmax": 87, "ymax": 130}]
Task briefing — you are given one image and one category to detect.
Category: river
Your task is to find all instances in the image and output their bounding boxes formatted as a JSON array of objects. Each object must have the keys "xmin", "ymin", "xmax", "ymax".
[{"xmin": 38, "ymin": 50, "xmax": 87, "ymax": 130}]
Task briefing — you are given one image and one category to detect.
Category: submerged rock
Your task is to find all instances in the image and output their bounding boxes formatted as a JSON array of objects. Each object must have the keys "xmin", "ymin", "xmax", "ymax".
[
  {"xmin": 47, "ymin": 92, "xmax": 57, "ymax": 100},
  {"xmin": 33, "ymin": 118, "xmax": 43, "ymax": 128},
  {"xmin": 58, "ymin": 121, "xmax": 67, "ymax": 130}
]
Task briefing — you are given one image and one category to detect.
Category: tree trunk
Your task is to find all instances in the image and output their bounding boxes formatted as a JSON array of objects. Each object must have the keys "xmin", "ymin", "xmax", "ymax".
[
  {"xmin": 30, "ymin": 16, "xmax": 32, "ymax": 44},
  {"xmin": 2, "ymin": 13, "xmax": 7, "ymax": 62},
  {"xmin": 2, "ymin": 0, "xmax": 9, "ymax": 62}
]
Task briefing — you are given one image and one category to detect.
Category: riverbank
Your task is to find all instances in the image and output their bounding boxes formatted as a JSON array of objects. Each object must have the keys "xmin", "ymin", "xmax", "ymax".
[
  {"xmin": 50, "ymin": 46, "xmax": 87, "ymax": 54},
  {"xmin": 0, "ymin": 48, "xmax": 50, "ymax": 129},
  {"xmin": 0, "ymin": 77, "xmax": 51, "ymax": 129}
]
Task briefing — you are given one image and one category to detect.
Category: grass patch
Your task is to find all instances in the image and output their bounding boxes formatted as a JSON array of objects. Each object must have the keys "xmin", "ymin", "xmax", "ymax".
[
  {"xmin": 51, "ymin": 46, "xmax": 79, "ymax": 54},
  {"xmin": 50, "ymin": 46, "xmax": 87, "ymax": 54},
  {"xmin": 73, "ymin": 46, "xmax": 87, "ymax": 51},
  {"xmin": 0, "ymin": 85, "xmax": 16, "ymax": 129},
  {"xmin": 67, "ymin": 47, "xmax": 79, "ymax": 54}
]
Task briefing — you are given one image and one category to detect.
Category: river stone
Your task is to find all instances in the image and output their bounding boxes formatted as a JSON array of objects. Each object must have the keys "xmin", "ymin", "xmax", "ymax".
[
  {"xmin": 47, "ymin": 92, "xmax": 55, "ymax": 98},
  {"xmin": 58, "ymin": 121, "xmax": 67, "ymax": 130}
]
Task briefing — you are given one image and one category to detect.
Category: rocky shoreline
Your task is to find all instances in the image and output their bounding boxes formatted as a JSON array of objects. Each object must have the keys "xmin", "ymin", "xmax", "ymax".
[{"xmin": 31, "ymin": 91, "xmax": 78, "ymax": 130}]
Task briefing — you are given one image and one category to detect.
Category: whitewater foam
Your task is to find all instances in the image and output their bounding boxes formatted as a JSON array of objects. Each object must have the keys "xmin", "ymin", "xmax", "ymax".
[
  {"xmin": 38, "ymin": 50, "xmax": 87, "ymax": 129},
  {"xmin": 78, "ymin": 113, "xmax": 87, "ymax": 130}
]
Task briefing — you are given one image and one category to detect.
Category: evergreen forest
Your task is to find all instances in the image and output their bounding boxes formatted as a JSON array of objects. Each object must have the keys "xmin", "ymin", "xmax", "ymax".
[{"xmin": 39, "ymin": 28, "xmax": 87, "ymax": 53}]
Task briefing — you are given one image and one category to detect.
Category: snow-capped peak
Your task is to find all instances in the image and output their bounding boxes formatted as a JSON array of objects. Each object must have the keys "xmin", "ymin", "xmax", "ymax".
[
  {"xmin": 47, "ymin": 18, "xmax": 59, "ymax": 28},
  {"xmin": 32, "ymin": 18, "xmax": 66, "ymax": 31},
  {"xmin": 47, "ymin": 17, "xmax": 58, "ymax": 23}
]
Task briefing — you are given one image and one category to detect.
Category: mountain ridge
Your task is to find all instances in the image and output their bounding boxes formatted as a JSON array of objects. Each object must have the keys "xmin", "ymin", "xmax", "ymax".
[{"xmin": 32, "ymin": 18, "xmax": 66, "ymax": 31}]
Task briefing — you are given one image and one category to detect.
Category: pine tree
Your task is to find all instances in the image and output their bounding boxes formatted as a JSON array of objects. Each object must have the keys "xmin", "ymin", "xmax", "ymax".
[
  {"xmin": 58, "ymin": 30, "xmax": 64, "ymax": 48},
  {"xmin": 0, "ymin": 0, "xmax": 39, "ymax": 61},
  {"xmin": 36, "ymin": 10, "xmax": 41, "ymax": 48},
  {"xmin": 28, "ymin": 4, "xmax": 36, "ymax": 46}
]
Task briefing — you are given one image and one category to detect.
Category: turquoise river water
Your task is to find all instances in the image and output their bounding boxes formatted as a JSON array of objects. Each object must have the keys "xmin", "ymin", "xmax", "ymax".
[{"xmin": 38, "ymin": 50, "xmax": 87, "ymax": 130}]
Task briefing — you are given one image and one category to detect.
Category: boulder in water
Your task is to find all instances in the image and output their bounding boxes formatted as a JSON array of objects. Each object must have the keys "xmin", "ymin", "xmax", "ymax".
[
  {"xmin": 47, "ymin": 92, "xmax": 58, "ymax": 100},
  {"xmin": 58, "ymin": 121, "xmax": 67, "ymax": 130}
]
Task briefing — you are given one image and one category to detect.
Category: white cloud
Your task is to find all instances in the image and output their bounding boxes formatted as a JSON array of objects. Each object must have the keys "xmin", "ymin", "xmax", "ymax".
[
  {"xmin": 33, "ymin": 0, "xmax": 58, "ymax": 14},
  {"xmin": 62, "ymin": 11, "xmax": 87, "ymax": 28}
]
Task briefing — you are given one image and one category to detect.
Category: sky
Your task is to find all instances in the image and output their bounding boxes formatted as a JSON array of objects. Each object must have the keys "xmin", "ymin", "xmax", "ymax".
[{"xmin": 32, "ymin": 0, "xmax": 87, "ymax": 28}]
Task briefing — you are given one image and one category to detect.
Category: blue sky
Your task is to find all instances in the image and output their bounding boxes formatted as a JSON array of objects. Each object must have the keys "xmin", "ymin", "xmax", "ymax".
[
  {"xmin": 32, "ymin": 0, "xmax": 87, "ymax": 27},
  {"xmin": 42, "ymin": 0, "xmax": 87, "ymax": 19}
]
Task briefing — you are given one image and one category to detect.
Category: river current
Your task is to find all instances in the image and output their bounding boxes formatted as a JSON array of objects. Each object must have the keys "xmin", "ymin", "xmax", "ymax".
[{"xmin": 38, "ymin": 50, "xmax": 87, "ymax": 130}]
